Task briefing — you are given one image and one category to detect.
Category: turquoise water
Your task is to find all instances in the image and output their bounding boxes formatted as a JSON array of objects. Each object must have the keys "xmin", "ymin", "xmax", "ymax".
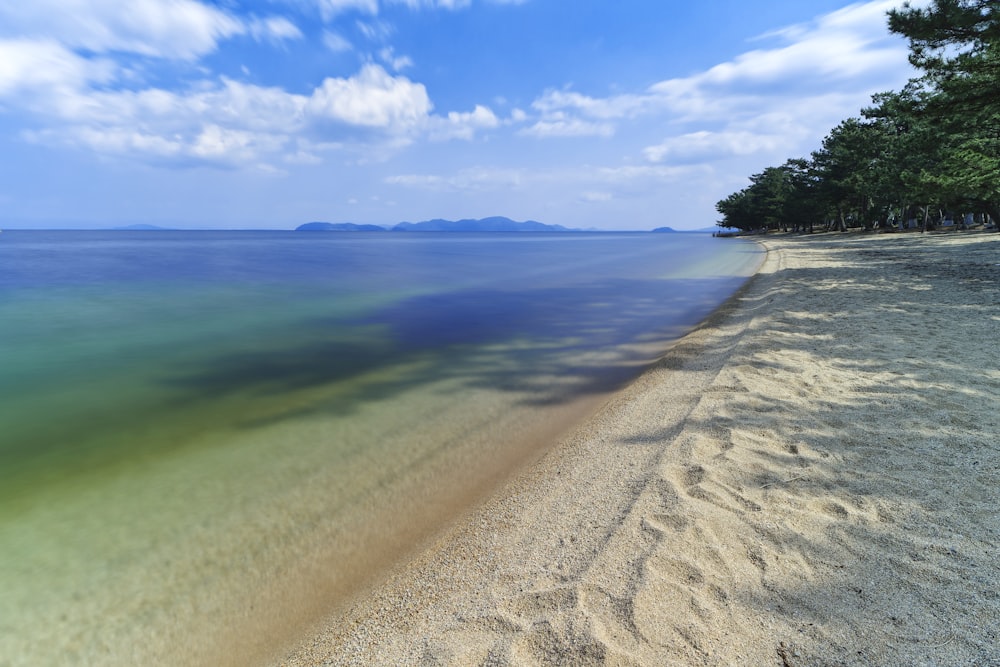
[{"xmin": 0, "ymin": 231, "xmax": 762, "ymax": 666}]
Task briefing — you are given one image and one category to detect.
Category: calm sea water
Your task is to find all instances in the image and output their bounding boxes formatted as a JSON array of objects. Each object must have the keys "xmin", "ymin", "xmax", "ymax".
[{"xmin": 0, "ymin": 230, "xmax": 761, "ymax": 666}]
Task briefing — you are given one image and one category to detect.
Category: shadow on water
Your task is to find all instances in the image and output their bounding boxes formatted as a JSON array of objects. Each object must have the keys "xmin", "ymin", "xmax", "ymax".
[
  {"xmin": 1, "ymin": 233, "xmax": 773, "ymax": 667},
  {"xmin": 162, "ymin": 276, "xmax": 749, "ymax": 424},
  {"xmin": 0, "ymin": 231, "xmax": 757, "ymax": 511},
  {"xmin": 2, "ymin": 270, "xmax": 749, "ymax": 506}
]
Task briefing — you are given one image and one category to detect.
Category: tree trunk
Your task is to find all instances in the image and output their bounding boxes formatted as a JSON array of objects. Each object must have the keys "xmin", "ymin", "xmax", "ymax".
[{"xmin": 987, "ymin": 205, "xmax": 1000, "ymax": 232}]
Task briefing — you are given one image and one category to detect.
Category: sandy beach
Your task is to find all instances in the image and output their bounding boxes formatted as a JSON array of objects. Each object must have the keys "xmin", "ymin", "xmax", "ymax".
[{"xmin": 278, "ymin": 231, "xmax": 999, "ymax": 667}]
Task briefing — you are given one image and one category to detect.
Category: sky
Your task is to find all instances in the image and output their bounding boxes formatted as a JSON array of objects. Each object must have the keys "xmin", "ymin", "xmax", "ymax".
[{"xmin": 0, "ymin": 0, "xmax": 925, "ymax": 231}]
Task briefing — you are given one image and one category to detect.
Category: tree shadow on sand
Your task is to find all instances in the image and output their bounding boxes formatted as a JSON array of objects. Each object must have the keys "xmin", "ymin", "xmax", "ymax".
[{"xmin": 594, "ymin": 234, "xmax": 999, "ymax": 665}]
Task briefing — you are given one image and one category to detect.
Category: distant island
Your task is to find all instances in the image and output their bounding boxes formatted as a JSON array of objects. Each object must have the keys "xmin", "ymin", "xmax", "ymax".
[
  {"xmin": 113, "ymin": 224, "xmax": 174, "ymax": 231},
  {"xmin": 296, "ymin": 216, "xmax": 571, "ymax": 233},
  {"xmin": 653, "ymin": 226, "xmax": 722, "ymax": 233},
  {"xmin": 297, "ymin": 222, "xmax": 388, "ymax": 232},
  {"xmin": 295, "ymin": 218, "xmax": 720, "ymax": 233}
]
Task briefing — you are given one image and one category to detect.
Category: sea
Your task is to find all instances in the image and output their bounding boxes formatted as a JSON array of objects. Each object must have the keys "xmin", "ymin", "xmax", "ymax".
[{"xmin": 0, "ymin": 230, "xmax": 762, "ymax": 666}]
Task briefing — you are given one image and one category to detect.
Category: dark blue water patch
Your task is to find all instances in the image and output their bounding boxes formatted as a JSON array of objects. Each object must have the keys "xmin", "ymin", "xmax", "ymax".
[
  {"xmin": 159, "ymin": 274, "xmax": 746, "ymax": 420},
  {"xmin": 364, "ymin": 275, "xmax": 746, "ymax": 404},
  {"xmin": 1, "ymin": 230, "xmax": 765, "ymax": 667},
  {"xmin": 366, "ymin": 276, "xmax": 741, "ymax": 350},
  {"xmin": 0, "ymin": 231, "xmax": 760, "ymax": 505}
]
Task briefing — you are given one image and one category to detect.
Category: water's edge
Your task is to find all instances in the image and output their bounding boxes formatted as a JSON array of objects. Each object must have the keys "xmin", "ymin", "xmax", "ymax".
[
  {"xmin": 0, "ymin": 233, "xmax": 763, "ymax": 666},
  {"xmin": 242, "ymin": 239, "xmax": 769, "ymax": 667}
]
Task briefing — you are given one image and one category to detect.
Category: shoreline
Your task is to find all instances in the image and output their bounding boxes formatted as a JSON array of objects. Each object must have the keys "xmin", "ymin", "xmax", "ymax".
[
  {"xmin": 1, "ymin": 233, "xmax": 762, "ymax": 667},
  {"xmin": 279, "ymin": 232, "xmax": 999, "ymax": 666}
]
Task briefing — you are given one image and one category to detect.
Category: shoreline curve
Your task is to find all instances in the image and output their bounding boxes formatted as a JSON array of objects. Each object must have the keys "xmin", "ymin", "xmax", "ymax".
[{"xmin": 278, "ymin": 231, "xmax": 999, "ymax": 666}]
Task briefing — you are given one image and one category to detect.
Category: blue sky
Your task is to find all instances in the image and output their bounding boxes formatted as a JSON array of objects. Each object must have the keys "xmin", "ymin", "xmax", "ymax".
[{"xmin": 0, "ymin": 0, "xmax": 923, "ymax": 230}]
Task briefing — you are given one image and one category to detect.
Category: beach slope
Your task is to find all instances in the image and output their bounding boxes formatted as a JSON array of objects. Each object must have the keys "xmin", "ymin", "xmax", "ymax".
[{"xmin": 280, "ymin": 232, "xmax": 999, "ymax": 666}]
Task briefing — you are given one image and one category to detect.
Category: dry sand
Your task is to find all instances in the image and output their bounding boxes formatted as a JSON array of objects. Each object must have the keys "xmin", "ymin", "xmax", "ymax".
[{"xmin": 279, "ymin": 232, "xmax": 999, "ymax": 667}]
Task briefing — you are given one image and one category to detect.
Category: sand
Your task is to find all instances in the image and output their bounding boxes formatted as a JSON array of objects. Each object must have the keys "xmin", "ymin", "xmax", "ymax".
[{"xmin": 278, "ymin": 231, "xmax": 999, "ymax": 667}]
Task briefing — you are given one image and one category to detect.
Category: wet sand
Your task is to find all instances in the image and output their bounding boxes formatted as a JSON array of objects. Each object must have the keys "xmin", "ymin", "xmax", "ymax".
[{"xmin": 278, "ymin": 231, "xmax": 999, "ymax": 666}]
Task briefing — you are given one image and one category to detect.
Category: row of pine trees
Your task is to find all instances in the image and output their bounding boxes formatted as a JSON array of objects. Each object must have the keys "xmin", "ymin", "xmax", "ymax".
[{"xmin": 716, "ymin": 1, "xmax": 1000, "ymax": 234}]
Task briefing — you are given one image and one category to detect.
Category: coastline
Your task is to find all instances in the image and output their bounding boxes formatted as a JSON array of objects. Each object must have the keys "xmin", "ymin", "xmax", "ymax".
[{"xmin": 278, "ymin": 232, "xmax": 999, "ymax": 666}]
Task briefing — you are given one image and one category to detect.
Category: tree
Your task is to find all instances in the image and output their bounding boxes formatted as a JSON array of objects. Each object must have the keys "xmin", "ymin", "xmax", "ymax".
[
  {"xmin": 888, "ymin": 0, "xmax": 1000, "ymax": 104},
  {"xmin": 714, "ymin": 3, "xmax": 1000, "ymax": 234},
  {"xmin": 715, "ymin": 160, "xmax": 823, "ymax": 233},
  {"xmin": 889, "ymin": 0, "xmax": 1000, "ymax": 226},
  {"xmin": 810, "ymin": 118, "xmax": 894, "ymax": 230},
  {"xmin": 715, "ymin": 188, "xmax": 758, "ymax": 232},
  {"xmin": 776, "ymin": 158, "xmax": 823, "ymax": 233},
  {"xmin": 863, "ymin": 86, "xmax": 948, "ymax": 230}
]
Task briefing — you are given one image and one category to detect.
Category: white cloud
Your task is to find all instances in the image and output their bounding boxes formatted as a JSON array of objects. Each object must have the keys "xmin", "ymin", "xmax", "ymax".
[
  {"xmin": 309, "ymin": 0, "xmax": 510, "ymax": 20},
  {"xmin": 64, "ymin": 126, "xmax": 182, "ymax": 159},
  {"xmin": 429, "ymin": 104, "xmax": 499, "ymax": 140},
  {"xmin": 1, "ymin": 30, "xmax": 501, "ymax": 168},
  {"xmin": 323, "ymin": 30, "xmax": 353, "ymax": 52},
  {"xmin": 594, "ymin": 164, "xmax": 712, "ymax": 185},
  {"xmin": 525, "ymin": 0, "xmax": 916, "ymax": 150},
  {"xmin": 378, "ymin": 46, "xmax": 414, "ymax": 71},
  {"xmin": 247, "ymin": 17, "xmax": 304, "ymax": 44},
  {"xmin": 520, "ymin": 115, "xmax": 615, "ymax": 138},
  {"xmin": 387, "ymin": 166, "xmax": 523, "ymax": 191},
  {"xmin": 385, "ymin": 173, "xmax": 446, "ymax": 188},
  {"xmin": 191, "ymin": 124, "xmax": 255, "ymax": 160},
  {"xmin": 355, "ymin": 19, "xmax": 395, "ymax": 41},
  {"xmin": 6, "ymin": 63, "xmax": 435, "ymax": 166},
  {"xmin": 386, "ymin": 163, "xmax": 705, "ymax": 195},
  {"xmin": 0, "ymin": 0, "xmax": 917, "ymax": 185},
  {"xmin": 521, "ymin": 88, "xmax": 643, "ymax": 138},
  {"xmin": 70, "ymin": 80, "xmax": 308, "ymax": 135},
  {"xmin": 663, "ymin": 2, "xmax": 913, "ymax": 108},
  {"xmin": 305, "ymin": 64, "xmax": 431, "ymax": 131},
  {"xmin": 531, "ymin": 88, "xmax": 646, "ymax": 121},
  {"xmin": 643, "ymin": 130, "xmax": 790, "ymax": 163},
  {"xmin": 0, "ymin": 39, "xmax": 115, "ymax": 97},
  {"xmin": 284, "ymin": 149, "xmax": 325, "ymax": 165},
  {"xmin": 316, "ymin": 0, "xmax": 379, "ymax": 20},
  {"xmin": 0, "ymin": 0, "xmax": 244, "ymax": 60},
  {"xmin": 18, "ymin": 78, "xmax": 305, "ymax": 167},
  {"xmin": 0, "ymin": 0, "xmax": 303, "ymax": 70},
  {"xmin": 390, "ymin": 0, "xmax": 472, "ymax": 9}
]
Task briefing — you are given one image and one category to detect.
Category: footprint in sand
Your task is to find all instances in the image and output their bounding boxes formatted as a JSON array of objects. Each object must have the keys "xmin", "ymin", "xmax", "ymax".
[
  {"xmin": 684, "ymin": 464, "xmax": 706, "ymax": 486},
  {"xmin": 821, "ymin": 501, "xmax": 850, "ymax": 519},
  {"xmin": 643, "ymin": 513, "xmax": 689, "ymax": 533}
]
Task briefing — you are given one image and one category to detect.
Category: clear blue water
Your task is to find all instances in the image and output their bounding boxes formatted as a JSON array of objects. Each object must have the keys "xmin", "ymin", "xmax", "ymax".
[{"xmin": 0, "ymin": 230, "xmax": 762, "ymax": 666}]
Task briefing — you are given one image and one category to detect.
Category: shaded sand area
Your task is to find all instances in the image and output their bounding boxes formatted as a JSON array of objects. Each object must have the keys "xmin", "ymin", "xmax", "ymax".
[{"xmin": 280, "ymin": 232, "xmax": 999, "ymax": 666}]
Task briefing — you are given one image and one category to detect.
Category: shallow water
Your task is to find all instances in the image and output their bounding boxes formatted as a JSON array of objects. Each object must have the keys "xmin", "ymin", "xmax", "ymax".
[{"xmin": 0, "ymin": 231, "xmax": 761, "ymax": 666}]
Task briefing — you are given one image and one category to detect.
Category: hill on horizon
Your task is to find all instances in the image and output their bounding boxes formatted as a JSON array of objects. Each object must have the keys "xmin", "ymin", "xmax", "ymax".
[
  {"xmin": 297, "ymin": 222, "xmax": 387, "ymax": 232},
  {"xmin": 296, "ymin": 216, "xmax": 571, "ymax": 233}
]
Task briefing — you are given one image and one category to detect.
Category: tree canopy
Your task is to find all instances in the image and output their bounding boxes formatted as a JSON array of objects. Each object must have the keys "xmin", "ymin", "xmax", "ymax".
[{"xmin": 716, "ymin": 0, "xmax": 1000, "ymax": 233}]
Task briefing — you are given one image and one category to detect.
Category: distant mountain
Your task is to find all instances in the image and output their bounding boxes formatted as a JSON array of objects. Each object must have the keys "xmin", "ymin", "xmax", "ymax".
[
  {"xmin": 392, "ymin": 216, "xmax": 570, "ymax": 232},
  {"xmin": 653, "ymin": 226, "xmax": 720, "ymax": 233},
  {"xmin": 297, "ymin": 216, "xmax": 572, "ymax": 232},
  {"xmin": 113, "ymin": 224, "xmax": 173, "ymax": 231},
  {"xmin": 296, "ymin": 222, "xmax": 387, "ymax": 232}
]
